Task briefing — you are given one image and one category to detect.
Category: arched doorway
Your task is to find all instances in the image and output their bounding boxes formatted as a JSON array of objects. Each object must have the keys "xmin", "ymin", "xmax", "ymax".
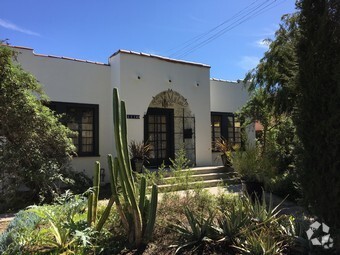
[{"xmin": 144, "ymin": 89, "xmax": 195, "ymax": 167}]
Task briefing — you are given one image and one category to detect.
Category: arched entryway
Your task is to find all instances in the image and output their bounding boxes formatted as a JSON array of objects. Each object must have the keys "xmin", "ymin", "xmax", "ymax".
[{"xmin": 144, "ymin": 89, "xmax": 195, "ymax": 167}]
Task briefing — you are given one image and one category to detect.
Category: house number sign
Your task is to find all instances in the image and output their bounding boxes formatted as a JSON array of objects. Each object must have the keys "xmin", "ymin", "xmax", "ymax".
[{"xmin": 127, "ymin": 114, "xmax": 140, "ymax": 119}]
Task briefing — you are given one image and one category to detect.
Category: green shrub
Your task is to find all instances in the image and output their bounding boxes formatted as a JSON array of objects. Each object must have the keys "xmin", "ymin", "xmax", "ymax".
[
  {"xmin": 0, "ymin": 191, "xmax": 95, "ymax": 255},
  {"xmin": 231, "ymin": 146, "xmax": 276, "ymax": 187},
  {"xmin": 269, "ymin": 171, "xmax": 301, "ymax": 202},
  {"xmin": 0, "ymin": 45, "xmax": 77, "ymax": 209},
  {"xmin": 0, "ymin": 210, "xmax": 41, "ymax": 254},
  {"xmin": 170, "ymin": 146, "xmax": 192, "ymax": 171}
]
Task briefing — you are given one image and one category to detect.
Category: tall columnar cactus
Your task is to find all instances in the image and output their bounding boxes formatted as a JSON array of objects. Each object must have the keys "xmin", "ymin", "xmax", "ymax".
[
  {"xmin": 87, "ymin": 88, "xmax": 158, "ymax": 246},
  {"xmin": 109, "ymin": 88, "xmax": 158, "ymax": 247},
  {"xmin": 87, "ymin": 161, "xmax": 101, "ymax": 227},
  {"xmin": 87, "ymin": 161, "xmax": 116, "ymax": 231}
]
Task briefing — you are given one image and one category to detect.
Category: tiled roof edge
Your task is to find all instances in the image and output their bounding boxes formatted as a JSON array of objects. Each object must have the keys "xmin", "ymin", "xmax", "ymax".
[
  {"xmin": 110, "ymin": 49, "xmax": 210, "ymax": 68},
  {"xmin": 8, "ymin": 45, "xmax": 109, "ymax": 66},
  {"xmin": 210, "ymin": 78, "xmax": 244, "ymax": 83}
]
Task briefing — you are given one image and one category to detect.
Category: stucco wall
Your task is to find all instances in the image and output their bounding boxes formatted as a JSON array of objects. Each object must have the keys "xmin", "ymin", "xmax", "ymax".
[
  {"xmin": 12, "ymin": 46, "xmax": 254, "ymax": 176},
  {"xmin": 109, "ymin": 52, "xmax": 212, "ymax": 166},
  {"xmin": 210, "ymin": 79, "xmax": 255, "ymax": 165},
  {"xmin": 210, "ymin": 79, "xmax": 249, "ymax": 112},
  {"xmin": 14, "ymin": 47, "xmax": 113, "ymax": 180}
]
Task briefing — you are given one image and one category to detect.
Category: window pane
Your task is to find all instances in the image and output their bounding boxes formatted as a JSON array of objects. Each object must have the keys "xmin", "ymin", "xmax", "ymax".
[
  {"xmin": 234, "ymin": 120, "xmax": 241, "ymax": 147},
  {"xmin": 82, "ymin": 124, "xmax": 93, "ymax": 131},
  {"xmin": 82, "ymin": 145, "xmax": 92, "ymax": 152},
  {"xmin": 71, "ymin": 137, "xmax": 78, "ymax": 146},
  {"xmin": 211, "ymin": 115, "xmax": 222, "ymax": 150},
  {"xmin": 227, "ymin": 116, "xmax": 233, "ymax": 127},
  {"xmin": 148, "ymin": 115, "xmax": 155, "ymax": 123},
  {"xmin": 67, "ymin": 123, "xmax": 78, "ymax": 130},
  {"xmin": 82, "ymin": 131, "xmax": 93, "ymax": 138}
]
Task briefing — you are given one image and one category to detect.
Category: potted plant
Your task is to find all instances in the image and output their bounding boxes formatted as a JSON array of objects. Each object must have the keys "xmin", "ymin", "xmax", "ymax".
[
  {"xmin": 230, "ymin": 146, "xmax": 276, "ymax": 201},
  {"xmin": 128, "ymin": 140, "xmax": 152, "ymax": 173},
  {"xmin": 214, "ymin": 137, "xmax": 233, "ymax": 168}
]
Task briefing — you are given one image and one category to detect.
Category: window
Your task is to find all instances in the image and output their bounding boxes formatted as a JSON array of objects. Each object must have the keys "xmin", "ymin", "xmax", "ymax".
[
  {"xmin": 211, "ymin": 112, "xmax": 241, "ymax": 151},
  {"xmin": 50, "ymin": 102, "xmax": 99, "ymax": 156}
]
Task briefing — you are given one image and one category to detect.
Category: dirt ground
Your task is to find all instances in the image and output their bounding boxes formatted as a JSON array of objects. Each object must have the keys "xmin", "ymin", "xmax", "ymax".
[
  {"xmin": 0, "ymin": 213, "xmax": 15, "ymax": 234},
  {"xmin": 0, "ymin": 221, "xmax": 10, "ymax": 234}
]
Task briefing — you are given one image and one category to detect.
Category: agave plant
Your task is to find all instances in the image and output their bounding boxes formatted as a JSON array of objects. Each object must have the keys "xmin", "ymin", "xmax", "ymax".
[
  {"xmin": 169, "ymin": 207, "xmax": 217, "ymax": 254},
  {"xmin": 216, "ymin": 197, "xmax": 251, "ymax": 245},
  {"xmin": 233, "ymin": 228, "xmax": 286, "ymax": 255},
  {"xmin": 244, "ymin": 192, "xmax": 284, "ymax": 227}
]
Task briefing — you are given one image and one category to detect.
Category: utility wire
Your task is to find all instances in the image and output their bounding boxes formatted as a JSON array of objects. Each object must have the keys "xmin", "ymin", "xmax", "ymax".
[
  {"xmin": 176, "ymin": 0, "xmax": 282, "ymax": 58},
  {"xmin": 166, "ymin": 0, "xmax": 261, "ymax": 56},
  {"xmin": 168, "ymin": 0, "xmax": 286, "ymax": 59},
  {"xmin": 171, "ymin": 0, "xmax": 277, "ymax": 58}
]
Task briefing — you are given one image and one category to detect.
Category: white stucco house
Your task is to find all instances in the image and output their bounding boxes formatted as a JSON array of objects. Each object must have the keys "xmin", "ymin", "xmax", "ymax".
[{"xmin": 11, "ymin": 46, "xmax": 254, "ymax": 180}]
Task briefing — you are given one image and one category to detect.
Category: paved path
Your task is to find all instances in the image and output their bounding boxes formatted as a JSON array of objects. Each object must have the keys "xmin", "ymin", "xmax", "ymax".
[
  {"xmin": 159, "ymin": 185, "xmax": 307, "ymax": 219},
  {"xmin": 0, "ymin": 213, "xmax": 15, "ymax": 222},
  {"xmin": 0, "ymin": 213, "xmax": 15, "ymax": 234}
]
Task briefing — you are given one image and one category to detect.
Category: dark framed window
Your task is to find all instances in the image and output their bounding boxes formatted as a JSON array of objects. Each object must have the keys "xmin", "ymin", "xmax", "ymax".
[
  {"xmin": 211, "ymin": 112, "xmax": 241, "ymax": 151},
  {"xmin": 50, "ymin": 102, "xmax": 99, "ymax": 157}
]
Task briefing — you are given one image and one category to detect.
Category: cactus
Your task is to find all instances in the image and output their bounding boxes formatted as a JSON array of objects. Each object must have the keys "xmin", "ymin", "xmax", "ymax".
[
  {"xmin": 144, "ymin": 184, "xmax": 158, "ymax": 243},
  {"xmin": 87, "ymin": 88, "xmax": 158, "ymax": 247},
  {"xmin": 87, "ymin": 161, "xmax": 101, "ymax": 227},
  {"xmin": 109, "ymin": 88, "xmax": 158, "ymax": 247},
  {"xmin": 87, "ymin": 193, "xmax": 93, "ymax": 226},
  {"xmin": 92, "ymin": 161, "xmax": 100, "ymax": 223}
]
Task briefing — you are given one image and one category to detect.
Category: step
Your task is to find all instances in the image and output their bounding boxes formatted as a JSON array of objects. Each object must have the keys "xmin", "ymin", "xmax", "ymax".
[
  {"xmin": 156, "ymin": 178, "xmax": 230, "ymax": 193},
  {"xmin": 180, "ymin": 166, "xmax": 232, "ymax": 175},
  {"xmin": 163, "ymin": 172, "xmax": 231, "ymax": 183},
  {"xmin": 152, "ymin": 166, "xmax": 233, "ymax": 177},
  {"xmin": 145, "ymin": 165, "xmax": 241, "ymax": 193}
]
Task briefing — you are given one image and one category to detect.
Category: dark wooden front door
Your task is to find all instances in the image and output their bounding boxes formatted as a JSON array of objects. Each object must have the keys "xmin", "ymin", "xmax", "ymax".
[{"xmin": 144, "ymin": 108, "xmax": 174, "ymax": 167}]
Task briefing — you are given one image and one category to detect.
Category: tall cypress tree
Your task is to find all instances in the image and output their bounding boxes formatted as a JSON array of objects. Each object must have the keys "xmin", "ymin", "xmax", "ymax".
[{"xmin": 296, "ymin": 0, "xmax": 340, "ymax": 228}]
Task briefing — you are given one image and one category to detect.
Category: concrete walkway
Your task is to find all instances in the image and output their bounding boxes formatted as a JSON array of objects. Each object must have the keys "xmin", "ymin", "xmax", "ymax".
[{"xmin": 158, "ymin": 185, "xmax": 306, "ymax": 219}]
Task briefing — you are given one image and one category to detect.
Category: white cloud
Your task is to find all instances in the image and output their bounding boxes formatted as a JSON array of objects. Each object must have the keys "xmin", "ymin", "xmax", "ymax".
[
  {"xmin": 256, "ymin": 39, "xmax": 271, "ymax": 49},
  {"xmin": 0, "ymin": 18, "xmax": 40, "ymax": 36},
  {"xmin": 238, "ymin": 56, "xmax": 260, "ymax": 71}
]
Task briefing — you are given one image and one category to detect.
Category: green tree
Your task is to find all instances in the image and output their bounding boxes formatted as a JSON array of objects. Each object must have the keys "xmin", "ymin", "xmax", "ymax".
[
  {"xmin": 296, "ymin": 0, "xmax": 340, "ymax": 228},
  {"xmin": 0, "ymin": 45, "xmax": 76, "ymax": 209},
  {"xmin": 245, "ymin": 13, "xmax": 300, "ymax": 116},
  {"xmin": 242, "ymin": 13, "xmax": 302, "ymax": 173}
]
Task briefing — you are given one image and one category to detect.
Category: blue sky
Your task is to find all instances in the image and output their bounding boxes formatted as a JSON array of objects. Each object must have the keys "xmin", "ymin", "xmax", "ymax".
[{"xmin": 1, "ymin": 0, "xmax": 296, "ymax": 80}]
